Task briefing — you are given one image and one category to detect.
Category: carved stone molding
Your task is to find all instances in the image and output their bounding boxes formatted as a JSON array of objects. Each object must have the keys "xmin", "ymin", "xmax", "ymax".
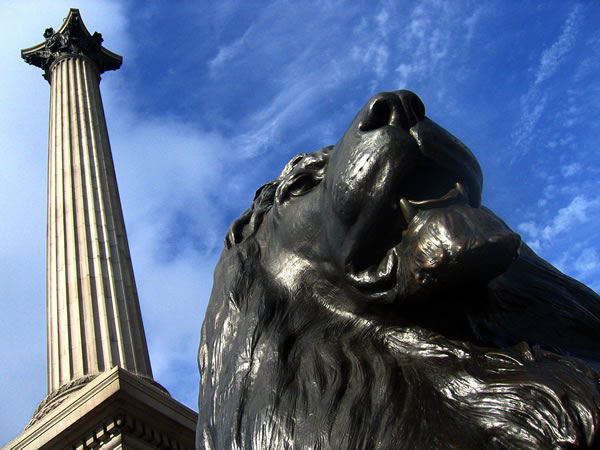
[
  {"xmin": 6, "ymin": 367, "xmax": 196, "ymax": 449},
  {"xmin": 27, "ymin": 375, "xmax": 98, "ymax": 429},
  {"xmin": 26, "ymin": 373, "xmax": 170, "ymax": 430}
]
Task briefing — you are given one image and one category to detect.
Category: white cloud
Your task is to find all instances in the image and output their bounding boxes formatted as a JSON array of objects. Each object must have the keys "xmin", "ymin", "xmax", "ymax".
[
  {"xmin": 517, "ymin": 195, "xmax": 599, "ymax": 254},
  {"xmin": 574, "ymin": 248, "xmax": 599, "ymax": 275},
  {"xmin": 389, "ymin": 1, "xmax": 484, "ymax": 107},
  {"xmin": 517, "ymin": 221, "xmax": 539, "ymax": 239},
  {"xmin": 541, "ymin": 196, "xmax": 598, "ymax": 241},
  {"xmin": 234, "ymin": 74, "xmax": 331, "ymax": 158},
  {"xmin": 463, "ymin": 6, "xmax": 484, "ymax": 42},
  {"xmin": 352, "ymin": 42, "xmax": 390, "ymax": 79},
  {"xmin": 208, "ymin": 24, "xmax": 255, "ymax": 74},
  {"xmin": 375, "ymin": 8, "xmax": 389, "ymax": 29},
  {"xmin": 561, "ymin": 162, "xmax": 582, "ymax": 177},
  {"xmin": 534, "ymin": 4, "xmax": 581, "ymax": 86},
  {"xmin": 528, "ymin": 239, "xmax": 542, "ymax": 253},
  {"xmin": 512, "ymin": 3, "xmax": 583, "ymax": 155},
  {"xmin": 512, "ymin": 92, "xmax": 547, "ymax": 149}
]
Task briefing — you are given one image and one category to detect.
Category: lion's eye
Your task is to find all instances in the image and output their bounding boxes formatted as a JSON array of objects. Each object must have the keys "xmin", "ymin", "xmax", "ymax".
[
  {"xmin": 276, "ymin": 172, "xmax": 320, "ymax": 204},
  {"xmin": 286, "ymin": 176, "xmax": 317, "ymax": 197}
]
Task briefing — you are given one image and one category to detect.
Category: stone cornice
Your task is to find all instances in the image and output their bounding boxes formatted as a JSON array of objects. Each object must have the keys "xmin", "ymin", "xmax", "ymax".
[
  {"xmin": 26, "ymin": 372, "xmax": 170, "ymax": 429},
  {"xmin": 6, "ymin": 367, "xmax": 197, "ymax": 449},
  {"xmin": 21, "ymin": 8, "xmax": 122, "ymax": 81}
]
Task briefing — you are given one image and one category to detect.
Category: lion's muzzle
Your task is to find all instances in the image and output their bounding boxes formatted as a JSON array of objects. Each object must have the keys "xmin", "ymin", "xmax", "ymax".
[{"xmin": 324, "ymin": 90, "xmax": 515, "ymax": 303}]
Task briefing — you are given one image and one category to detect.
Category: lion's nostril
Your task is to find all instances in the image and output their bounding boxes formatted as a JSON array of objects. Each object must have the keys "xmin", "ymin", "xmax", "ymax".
[
  {"xmin": 360, "ymin": 91, "xmax": 426, "ymax": 132},
  {"xmin": 396, "ymin": 90, "xmax": 426, "ymax": 128},
  {"xmin": 359, "ymin": 97, "xmax": 393, "ymax": 132},
  {"xmin": 411, "ymin": 96, "xmax": 425, "ymax": 120}
]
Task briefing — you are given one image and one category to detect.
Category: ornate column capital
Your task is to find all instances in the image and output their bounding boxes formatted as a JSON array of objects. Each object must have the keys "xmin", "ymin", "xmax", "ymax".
[{"xmin": 21, "ymin": 8, "xmax": 122, "ymax": 81}]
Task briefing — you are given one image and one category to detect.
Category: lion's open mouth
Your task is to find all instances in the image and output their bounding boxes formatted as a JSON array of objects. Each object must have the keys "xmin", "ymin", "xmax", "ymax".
[
  {"xmin": 342, "ymin": 143, "xmax": 522, "ymax": 303},
  {"xmin": 346, "ymin": 157, "xmax": 474, "ymax": 295},
  {"xmin": 338, "ymin": 102, "xmax": 500, "ymax": 300},
  {"xmin": 345, "ymin": 177, "xmax": 520, "ymax": 302}
]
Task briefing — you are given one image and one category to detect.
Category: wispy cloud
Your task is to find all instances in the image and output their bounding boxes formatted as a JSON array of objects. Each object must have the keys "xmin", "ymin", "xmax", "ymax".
[
  {"xmin": 463, "ymin": 5, "xmax": 484, "ymax": 42},
  {"xmin": 351, "ymin": 42, "xmax": 389, "ymax": 80},
  {"xmin": 552, "ymin": 246, "xmax": 600, "ymax": 293},
  {"xmin": 518, "ymin": 195, "xmax": 599, "ymax": 245},
  {"xmin": 574, "ymin": 248, "xmax": 599, "ymax": 275},
  {"xmin": 534, "ymin": 5, "xmax": 581, "ymax": 86},
  {"xmin": 513, "ymin": 94, "xmax": 547, "ymax": 148},
  {"xmin": 561, "ymin": 162, "xmax": 582, "ymax": 177},
  {"xmin": 208, "ymin": 24, "xmax": 255, "ymax": 74},
  {"xmin": 511, "ymin": 4, "xmax": 583, "ymax": 153},
  {"xmin": 541, "ymin": 196, "xmax": 598, "ymax": 240},
  {"xmin": 201, "ymin": 1, "xmax": 489, "ymax": 161}
]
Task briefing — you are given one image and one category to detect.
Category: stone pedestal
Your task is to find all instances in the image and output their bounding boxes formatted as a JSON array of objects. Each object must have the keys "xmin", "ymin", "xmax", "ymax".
[{"xmin": 4, "ymin": 367, "xmax": 197, "ymax": 449}]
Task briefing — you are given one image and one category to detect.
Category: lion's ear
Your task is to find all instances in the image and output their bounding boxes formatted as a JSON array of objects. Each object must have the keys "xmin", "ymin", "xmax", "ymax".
[{"xmin": 275, "ymin": 171, "xmax": 319, "ymax": 204}]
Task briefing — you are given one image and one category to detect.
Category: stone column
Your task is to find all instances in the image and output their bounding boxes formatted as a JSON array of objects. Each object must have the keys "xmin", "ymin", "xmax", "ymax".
[{"xmin": 22, "ymin": 9, "xmax": 153, "ymax": 394}]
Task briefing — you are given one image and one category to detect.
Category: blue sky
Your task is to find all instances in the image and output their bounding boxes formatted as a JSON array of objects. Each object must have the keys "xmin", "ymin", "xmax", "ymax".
[{"xmin": 1, "ymin": 0, "xmax": 599, "ymax": 444}]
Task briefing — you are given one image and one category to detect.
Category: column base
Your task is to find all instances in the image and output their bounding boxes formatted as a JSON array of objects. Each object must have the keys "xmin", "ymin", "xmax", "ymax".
[{"xmin": 6, "ymin": 367, "xmax": 197, "ymax": 449}]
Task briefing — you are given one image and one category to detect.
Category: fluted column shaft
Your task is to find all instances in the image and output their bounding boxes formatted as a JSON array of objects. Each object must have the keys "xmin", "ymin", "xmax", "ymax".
[{"xmin": 46, "ymin": 54, "xmax": 152, "ymax": 393}]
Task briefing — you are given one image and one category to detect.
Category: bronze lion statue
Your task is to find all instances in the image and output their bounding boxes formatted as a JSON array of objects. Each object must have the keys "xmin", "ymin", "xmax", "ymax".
[{"xmin": 198, "ymin": 90, "xmax": 600, "ymax": 449}]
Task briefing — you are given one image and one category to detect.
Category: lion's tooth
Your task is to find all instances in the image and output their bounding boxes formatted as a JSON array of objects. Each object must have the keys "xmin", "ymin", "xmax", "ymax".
[
  {"xmin": 455, "ymin": 182, "xmax": 467, "ymax": 199},
  {"xmin": 400, "ymin": 198, "xmax": 416, "ymax": 223}
]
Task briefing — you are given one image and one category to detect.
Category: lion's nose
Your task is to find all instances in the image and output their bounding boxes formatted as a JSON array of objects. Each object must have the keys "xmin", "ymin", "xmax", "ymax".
[{"xmin": 359, "ymin": 90, "xmax": 426, "ymax": 132}]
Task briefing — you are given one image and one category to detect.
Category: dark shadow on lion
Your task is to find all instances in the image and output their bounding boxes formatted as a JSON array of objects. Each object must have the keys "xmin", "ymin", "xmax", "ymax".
[{"xmin": 198, "ymin": 90, "xmax": 600, "ymax": 449}]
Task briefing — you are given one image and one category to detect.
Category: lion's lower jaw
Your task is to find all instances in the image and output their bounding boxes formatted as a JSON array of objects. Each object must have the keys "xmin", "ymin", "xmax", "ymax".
[
  {"xmin": 398, "ymin": 206, "xmax": 521, "ymax": 294},
  {"xmin": 344, "ymin": 206, "xmax": 522, "ymax": 304}
]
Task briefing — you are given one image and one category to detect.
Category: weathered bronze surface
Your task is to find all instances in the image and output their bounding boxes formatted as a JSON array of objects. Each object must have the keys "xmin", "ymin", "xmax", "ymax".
[{"xmin": 198, "ymin": 90, "xmax": 600, "ymax": 448}]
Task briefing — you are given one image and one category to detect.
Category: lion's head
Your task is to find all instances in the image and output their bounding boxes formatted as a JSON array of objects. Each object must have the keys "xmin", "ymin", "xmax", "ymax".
[{"xmin": 198, "ymin": 90, "xmax": 600, "ymax": 449}]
